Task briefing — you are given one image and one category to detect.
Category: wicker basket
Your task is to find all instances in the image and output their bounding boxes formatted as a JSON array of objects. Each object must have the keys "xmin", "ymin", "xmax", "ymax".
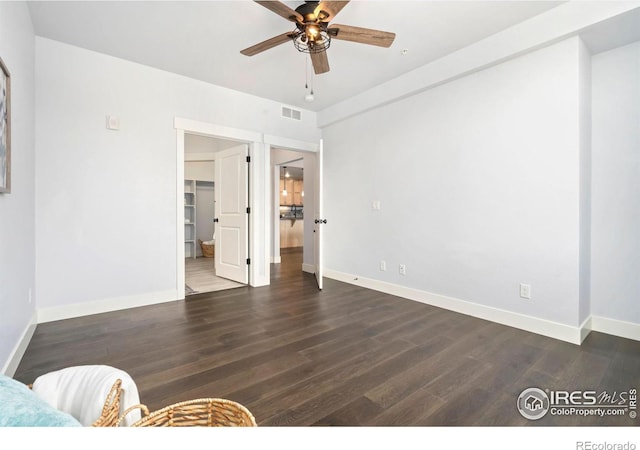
[
  {"xmin": 91, "ymin": 379, "xmax": 124, "ymax": 427},
  {"xmin": 126, "ymin": 398, "xmax": 257, "ymax": 427},
  {"xmin": 199, "ymin": 239, "xmax": 214, "ymax": 258}
]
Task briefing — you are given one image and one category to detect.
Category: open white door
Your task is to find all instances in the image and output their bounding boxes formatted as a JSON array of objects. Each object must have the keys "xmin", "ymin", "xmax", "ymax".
[
  {"xmin": 314, "ymin": 140, "xmax": 325, "ymax": 289},
  {"xmin": 214, "ymin": 145, "xmax": 249, "ymax": 284}
]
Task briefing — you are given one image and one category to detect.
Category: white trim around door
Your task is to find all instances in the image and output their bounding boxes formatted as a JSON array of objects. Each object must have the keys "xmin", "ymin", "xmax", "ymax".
[{"xmin": 174, "ymin": 118, "xmax": 263, "ymax": 298}]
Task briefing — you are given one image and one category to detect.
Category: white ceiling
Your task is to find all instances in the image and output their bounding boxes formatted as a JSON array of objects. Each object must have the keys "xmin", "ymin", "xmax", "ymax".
[
  {"xmin": 27, "ymin": 0, "xmax": 565, "ymax": 112},
  {"xmin": 184, "ymin": 133, "xmax": 240, "ymax": 153}
]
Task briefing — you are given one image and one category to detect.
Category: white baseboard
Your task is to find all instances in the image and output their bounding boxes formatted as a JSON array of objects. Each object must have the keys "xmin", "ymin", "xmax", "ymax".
[
  {"xmin": 580, "ymin": 316, "xmax": 593, "ymax": 343},
  {"xmin": 2, "ymin": 311, "xmax": 37, "ymax": 376},
  {"xmin": 302, "ymin": 263, "xmax": 315, "ymax": 274},
  {"xmin": 271, "ymin": 256, "xmax": 282, "ymax": 264},
  {"xmin": 37, "ymin": 289, "xmax": 179, "ymax": 324},
  {"xmin": 324, "ymin": 269, "xmax": 584, "ymax": 345},
  {"xmin": 590, "ymin": 316, "xmax": 640, "ymax": 342}
]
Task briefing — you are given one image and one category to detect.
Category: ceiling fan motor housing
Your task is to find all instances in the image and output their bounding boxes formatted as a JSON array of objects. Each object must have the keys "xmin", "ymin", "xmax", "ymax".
[
  {"xmin": 295, "ymin": 1, "xmax": 328, "ymax": 22},
  {"xmin": 292, "ymin": 1, "xmax": 331, "ymax": 54}
]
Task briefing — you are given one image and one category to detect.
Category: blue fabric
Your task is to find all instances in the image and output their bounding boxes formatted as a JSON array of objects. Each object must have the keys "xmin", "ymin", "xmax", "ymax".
[{"xmin": 0, "ymin": 375, "xmax": 82, "ymax": 427}]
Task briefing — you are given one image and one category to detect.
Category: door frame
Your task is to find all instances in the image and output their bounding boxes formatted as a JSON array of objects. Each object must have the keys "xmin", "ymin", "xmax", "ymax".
[
  {"xmin": 265, "ymin": 135, "xmax": 319, "ymax": 277},
  {"xmin": 314, "ymin": 138, "xmax": 324, "ymax": 289},
  {"xmin": 175, "ymin": 118, "xmax": 266, "ymax": 298}
]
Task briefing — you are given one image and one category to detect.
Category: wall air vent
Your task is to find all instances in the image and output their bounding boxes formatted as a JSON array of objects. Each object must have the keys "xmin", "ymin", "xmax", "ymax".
[{"xmin": 281, "ymin": 106, "xmax": 302, "ymax": 121}]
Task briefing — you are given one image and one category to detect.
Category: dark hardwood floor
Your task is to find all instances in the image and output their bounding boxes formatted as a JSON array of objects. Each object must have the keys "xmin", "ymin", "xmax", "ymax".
[{"xmin": 14, "ymin": 248, "xmax": 640, "ymax": 426}]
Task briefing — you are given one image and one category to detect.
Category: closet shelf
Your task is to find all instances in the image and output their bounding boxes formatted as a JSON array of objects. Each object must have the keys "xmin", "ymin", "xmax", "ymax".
[{"xmin": 184, "ymin": 179, "xmax": 197, "ymax": 259}]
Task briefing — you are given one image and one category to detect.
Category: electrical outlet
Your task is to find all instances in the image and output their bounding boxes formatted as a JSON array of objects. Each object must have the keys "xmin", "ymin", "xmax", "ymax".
[
  {"xmin": 520, "ymin": 283, "xmax": 531, "ymax": 299},
  {"xmin": 372, "ymin": 200, "xmax": 381, "ymax": 211},
  {"xmin": 380, "ymin": 260, "xmax": 386, "ymax": 271},
  {"xmin": 399, "ymin": 264, "xmax": 406, "ymax": 276}
]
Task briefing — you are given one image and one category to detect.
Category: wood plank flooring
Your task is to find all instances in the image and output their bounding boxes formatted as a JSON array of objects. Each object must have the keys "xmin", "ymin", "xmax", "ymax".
[
  {"xmin": 185, "ymin": 256, "xmax": 244, "ymax": 295},
  {"xmin": 14, "ymin": 248, "xmax": 640, "ymax": 426}
]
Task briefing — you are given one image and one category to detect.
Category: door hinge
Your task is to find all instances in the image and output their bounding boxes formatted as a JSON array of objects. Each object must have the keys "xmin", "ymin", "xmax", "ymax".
[
  {"xmin": 246, "ymin": 258, "xmax": 251, "ymax": 265},
  {"xmin": 246, "ymin": 156, "xmax": 251, "ymax": 163},
  {"xmin": 246, "ymin": 207, "xmax": 251, "ymax": 214}
]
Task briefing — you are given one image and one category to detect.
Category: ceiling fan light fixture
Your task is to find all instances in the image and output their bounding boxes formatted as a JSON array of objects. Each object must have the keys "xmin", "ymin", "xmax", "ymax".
[
  {"xmin": 282, "ymin": 166, "xmax": 288, "ymax": 196},
  {"xmin": 307, "ymin": 24, "xmax": 319, "ymax": 37},
  {"xmin": 293, "ymin": 29, "xmax": 331, "ymax": 54}
]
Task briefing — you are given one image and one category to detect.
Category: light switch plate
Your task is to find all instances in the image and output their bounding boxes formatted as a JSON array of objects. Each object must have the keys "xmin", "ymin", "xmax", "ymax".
[{"xmin": 106, "ymin": 115, "xmax": 120, "ymax": 130}]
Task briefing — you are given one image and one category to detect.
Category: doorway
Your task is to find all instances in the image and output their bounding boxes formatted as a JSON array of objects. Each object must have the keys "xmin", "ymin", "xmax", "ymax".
[
  {"xmin": 270, "ymin": 147, "xmax": 317, "ymax": 281},
  {"xmin": 175, "ymin": 117, "xmax": 321, "ymax": 297},
  {"xmin": 183, "ymin": 133, "xmax": 247, "ymax": 296},
  {"xmin": 279, "ymin": 163, "xmax": 304, "ymax": 250}
]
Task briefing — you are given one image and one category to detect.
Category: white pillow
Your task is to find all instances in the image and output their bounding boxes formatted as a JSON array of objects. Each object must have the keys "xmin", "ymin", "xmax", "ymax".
[{"xmin": 31, "ymin": 365, "xmax": 142, "ymax": 426}]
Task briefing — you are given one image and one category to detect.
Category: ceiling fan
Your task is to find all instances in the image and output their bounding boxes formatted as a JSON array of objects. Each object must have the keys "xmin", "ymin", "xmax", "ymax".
[{"xmin": 240, "ymin": 0, "xmax": 396, "ymax": 75}]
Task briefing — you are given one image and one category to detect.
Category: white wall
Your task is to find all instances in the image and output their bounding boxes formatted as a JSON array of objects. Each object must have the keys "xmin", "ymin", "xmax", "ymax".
[
  {"xmin": 34, "ymin": 37, "xmax": 319, "ymax": 316},
  {"xmin": 184, "ymin": 135, "xmax": 215, "ymax": 257},
  {"xmin": 0, "ymin": 2, "xmax": 36, "ymax": 374},
  {"xmin": 591, "ymin": 41, "xmax": 640, "ymax": 325},
  {"xmin": 185, "ymin": 161, "xmax": 214, "ymax": 182},
  {"xmin": 322, "ymin": 38, "xmax": 586, "ymax": 328}
]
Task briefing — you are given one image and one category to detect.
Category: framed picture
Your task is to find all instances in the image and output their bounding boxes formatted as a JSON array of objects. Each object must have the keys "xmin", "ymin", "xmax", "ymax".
[{"xmin": 0, "ymin": 56, "xmax": 10, "ymax": 194}]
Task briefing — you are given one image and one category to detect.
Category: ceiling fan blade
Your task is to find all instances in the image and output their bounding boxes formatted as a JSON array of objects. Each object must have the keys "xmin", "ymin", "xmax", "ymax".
[
  {"xmin": 310, "ymin": 51, "xmax": 330, "ymax": 75},
  {"xmin": 240, "ymin": 32, "xmax": 295, "ymax": 56},
  {"xmin": 328, "ymin": 24, "xmax": 396, "ymax": 48},
  {"xmin": 316, "ymin": 1, "xmax": 350, "ymax": 21},
  {"xmin": 254, "ymin": 1, "xmax": 303, "ymax": 22}
]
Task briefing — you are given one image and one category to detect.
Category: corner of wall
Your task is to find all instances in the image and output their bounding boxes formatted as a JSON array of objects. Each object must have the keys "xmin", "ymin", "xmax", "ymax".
[
  {"xmin": 579, "ymin": 316, "xmax": 593, "ymax": 344},
  {"xmin": 1, "ymin": 312, "xmax": 37, "ymax": 377},
  {"xmin": 578, "ymin": 36, "xmax": 593, "ymax": 325}
]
